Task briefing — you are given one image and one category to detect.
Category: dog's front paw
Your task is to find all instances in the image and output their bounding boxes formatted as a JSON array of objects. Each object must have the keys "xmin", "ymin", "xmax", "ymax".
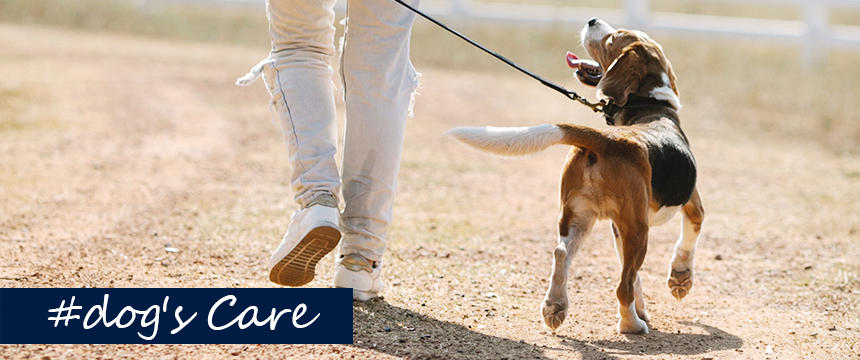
[
  {"xmin": 541, "ymin": 299, "xmax": 568, "ymax": 330},
  {"xmin": 617, "ymin": 315, "xmax": 649, "ymax": 334},
  {"xmin": 667, "ymin": 268, "xmax": 693, "ymax": 300}
]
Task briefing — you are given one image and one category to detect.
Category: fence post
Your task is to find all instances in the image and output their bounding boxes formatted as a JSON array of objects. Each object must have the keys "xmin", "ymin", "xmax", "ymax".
[
  {"xmin": 803, "ymin": 0, "xmax": 829, "ymax": 65},
  {"xmin": 624, "ymin": 0, "xmax": 650, "ymax": 29}
]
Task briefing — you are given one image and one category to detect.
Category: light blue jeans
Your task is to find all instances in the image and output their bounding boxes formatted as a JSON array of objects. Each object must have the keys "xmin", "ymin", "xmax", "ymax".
[{"xmin": 237, "ymin": 0, "xmax": 421, "ymax": 261}]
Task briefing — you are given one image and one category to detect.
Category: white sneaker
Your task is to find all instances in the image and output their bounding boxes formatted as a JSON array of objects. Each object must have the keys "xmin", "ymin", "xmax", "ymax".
[
  {"xmin": 268, "ymin": 194, "xmax": 341, "ymax": 286},
  {"xmin": 334, "ymin": 253, "xmax": 384, "ymax": 301}
]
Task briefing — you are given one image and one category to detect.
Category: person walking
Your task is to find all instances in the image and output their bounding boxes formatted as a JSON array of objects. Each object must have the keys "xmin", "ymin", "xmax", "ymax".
[{"xmin": 236, "ymin": 0, "xmax": 420, "ymax": 301}]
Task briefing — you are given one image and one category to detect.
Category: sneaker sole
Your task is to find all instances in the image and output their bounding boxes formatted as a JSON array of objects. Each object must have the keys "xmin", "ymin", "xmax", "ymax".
[{"xmin": 269, "ymin": 226, "xmax": 341, "ymax": 286}]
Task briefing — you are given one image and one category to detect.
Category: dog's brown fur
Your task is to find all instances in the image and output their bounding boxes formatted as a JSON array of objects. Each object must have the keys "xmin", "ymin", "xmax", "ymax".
[
  {"xmin": 448, "ymin": 21, "xmax": 705, "ymax": 334},
  {"xmin": 552, "ymin": 25, "xmax": 704, "ymax": 334}
]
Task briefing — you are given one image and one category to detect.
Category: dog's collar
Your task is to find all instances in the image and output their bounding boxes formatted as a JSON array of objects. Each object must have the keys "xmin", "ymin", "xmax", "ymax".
[{"xmin": 603, "ymin": 96, "xmax": 676, "ymax": 126}]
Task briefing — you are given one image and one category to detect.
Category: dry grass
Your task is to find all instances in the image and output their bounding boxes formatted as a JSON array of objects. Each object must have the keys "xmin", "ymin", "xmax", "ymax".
[
  {"xmin": 4, "ymin": 0, "xmax": 856, "ymax": 153},
  {"xmin": 0, "ymin": 2, "xmax": 859, "ymax": 359},
  {"xmin": 475, "ymin": 0, "xmax": 860, "ymax": 25},
  {"xmin": 0, "ymin": 0, "xmax": 270, "ymax": 46}
]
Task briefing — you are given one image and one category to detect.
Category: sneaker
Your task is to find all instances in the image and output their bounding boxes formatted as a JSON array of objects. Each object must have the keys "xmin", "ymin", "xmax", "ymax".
[
  {"xmin": 268, "ymin": 194, "xmax": 341, "ymax": 286},
  {"xmin": 334, "ymin": 253, "xmax": 384, "ymax": 301}
]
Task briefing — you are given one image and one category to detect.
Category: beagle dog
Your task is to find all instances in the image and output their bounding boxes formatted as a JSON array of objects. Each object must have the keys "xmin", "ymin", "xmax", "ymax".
[{"xmin": 447, "ymin": 18, "xmax": 704, "ymax": 334}]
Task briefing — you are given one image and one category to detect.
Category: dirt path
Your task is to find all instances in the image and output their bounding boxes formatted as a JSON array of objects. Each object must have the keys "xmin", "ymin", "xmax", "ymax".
[{"xmin": 1, "ymin": 24, "xmax": 858, "ymax": 359}]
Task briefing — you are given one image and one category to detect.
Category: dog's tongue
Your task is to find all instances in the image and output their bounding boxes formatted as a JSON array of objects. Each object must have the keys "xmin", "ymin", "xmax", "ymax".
[
  {"xmin": 566, "ymin": 51, "xmax": 600, "ymax": 71},
  {"xmin": 566, "ymin": 51, "xmax": 602, "ymax": 85},
  {"xmin": 566, "ymin": 51, "xmax": 583, "ymax": 68}
]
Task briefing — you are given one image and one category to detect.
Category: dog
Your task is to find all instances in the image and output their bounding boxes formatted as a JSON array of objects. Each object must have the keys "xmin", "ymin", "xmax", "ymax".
[{"xmin": 447, "ymin": 18, "xmax": 704, "ymax": 334}]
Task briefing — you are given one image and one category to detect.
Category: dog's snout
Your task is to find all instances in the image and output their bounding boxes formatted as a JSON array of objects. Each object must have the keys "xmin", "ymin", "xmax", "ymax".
[{"xmin": 588, "ymin": 17, "xmax": 598, "ymax": 26}]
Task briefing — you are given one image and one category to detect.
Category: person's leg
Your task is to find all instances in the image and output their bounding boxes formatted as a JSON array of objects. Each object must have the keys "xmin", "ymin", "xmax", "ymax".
[
  {"xmin": 250, "ymin": 0, "xmax": 342, "ymax": 286},
  {"xmin": 334, "ymin": 0, "xmax": 421, "ymax": 300},
  {"xmin": 265, "ymin": 0, "xmax": 340, "ymax": 206}
]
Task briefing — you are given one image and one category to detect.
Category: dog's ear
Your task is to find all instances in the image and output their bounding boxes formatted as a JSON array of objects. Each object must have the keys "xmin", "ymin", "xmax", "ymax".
[
  {"xmin": 597, "ymin": 42, "xmax": 648, "ymax": 106},
  {"xmin": 665, "ymin": 58, "xmax": 679, "ymax": 97}
]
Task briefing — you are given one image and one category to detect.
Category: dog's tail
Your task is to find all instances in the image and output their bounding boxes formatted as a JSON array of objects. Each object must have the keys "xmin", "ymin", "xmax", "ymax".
[{"xmin": 445, "ymin": 124, "xmax": 608, "ymax": 156}]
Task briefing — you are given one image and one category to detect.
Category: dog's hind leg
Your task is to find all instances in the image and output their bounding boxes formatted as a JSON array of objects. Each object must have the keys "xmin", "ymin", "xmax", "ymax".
[
  {"xmin": 541, "ymin": 205, "xmax": 595, "ymax": 331},
  {"xmin": 668, "ymin": 188, "xmax": 704, "ymax": 300},
  {"xmin": 613, "ymin": 203, "xmax": 650, "ymax": 334},
  {"xmin": 611, "ymin": 222, "xmax": 648, "ymax": 322}
]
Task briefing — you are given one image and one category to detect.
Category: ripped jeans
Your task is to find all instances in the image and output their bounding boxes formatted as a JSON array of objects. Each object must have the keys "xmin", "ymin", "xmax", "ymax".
[{"xmin": 237, "ymin": 0, "xmax": 420, "ymax": 262}]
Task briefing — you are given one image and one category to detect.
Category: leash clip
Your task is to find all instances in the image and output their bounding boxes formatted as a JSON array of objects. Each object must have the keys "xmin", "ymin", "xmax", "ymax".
[
  {"xmin": 566, "ymin": 91, "xmax": 601, "ymax": 111},
  {"xmin": 570, "ymin": 93, "xmax": 616, "ymax": 126},
  {"xmin": 600, "ymin": 101, "xmax": 620, "ymax": 126}
]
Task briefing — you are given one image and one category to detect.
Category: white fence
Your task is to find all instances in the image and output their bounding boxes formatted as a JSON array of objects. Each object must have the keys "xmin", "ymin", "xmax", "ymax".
[
  {"xmin": 433, "ymin": 0, "xmax": 860, "ymax": 65},
  {"xmin": 151, "ymin": 0, "xmax": 860, "ymax": 64}
]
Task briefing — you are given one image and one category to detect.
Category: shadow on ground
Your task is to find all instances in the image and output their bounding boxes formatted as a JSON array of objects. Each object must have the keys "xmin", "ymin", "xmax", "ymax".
[
  {"xmin": 351, "ymin": 299, "xmax": 546, "ymax": 359},
  {"xmin": 551, "ymin": 321, "xmax": 743, "ymax": 359},
  {"xmin": 351, "ymin": 300, "xmax": 742, "ymax": 359}
]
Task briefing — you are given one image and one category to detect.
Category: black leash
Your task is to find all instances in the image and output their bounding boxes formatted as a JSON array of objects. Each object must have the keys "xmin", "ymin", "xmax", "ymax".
[{"xmin": 392, "ymin": 0, "xmax": 608, "ymax": 115}]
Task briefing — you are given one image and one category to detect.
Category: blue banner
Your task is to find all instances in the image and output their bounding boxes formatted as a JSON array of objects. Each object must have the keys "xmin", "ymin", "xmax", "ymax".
[{"xmin": 0, "ymin": 288, "xmax": 353, "ymax": 344}]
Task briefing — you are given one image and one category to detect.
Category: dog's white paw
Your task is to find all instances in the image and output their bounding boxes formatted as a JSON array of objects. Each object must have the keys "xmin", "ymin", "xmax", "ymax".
[{"xmin": 618, "ymin": 315, "xmax": 649, "ymax": 334}]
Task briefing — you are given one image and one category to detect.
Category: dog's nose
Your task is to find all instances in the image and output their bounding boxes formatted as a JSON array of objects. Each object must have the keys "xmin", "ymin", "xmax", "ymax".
[{"xmin": 588, "ymin": 17, "xmax": 598, "ymax": 26}]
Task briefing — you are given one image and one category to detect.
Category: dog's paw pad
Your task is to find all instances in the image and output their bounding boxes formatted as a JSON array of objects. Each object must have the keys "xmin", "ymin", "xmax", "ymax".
[
  {"xmin": 667, "ymin": 268, "xmax": 693, "ymax": 301},
  {"xmin": 541, "ymin": 301, "xmax": 568, "ymax": 330}
]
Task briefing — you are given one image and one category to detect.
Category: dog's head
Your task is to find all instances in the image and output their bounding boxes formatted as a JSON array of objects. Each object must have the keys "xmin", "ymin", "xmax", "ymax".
[{"xmin": 578, "ymin": 18, "xmax": 680, "ymax": 109}]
